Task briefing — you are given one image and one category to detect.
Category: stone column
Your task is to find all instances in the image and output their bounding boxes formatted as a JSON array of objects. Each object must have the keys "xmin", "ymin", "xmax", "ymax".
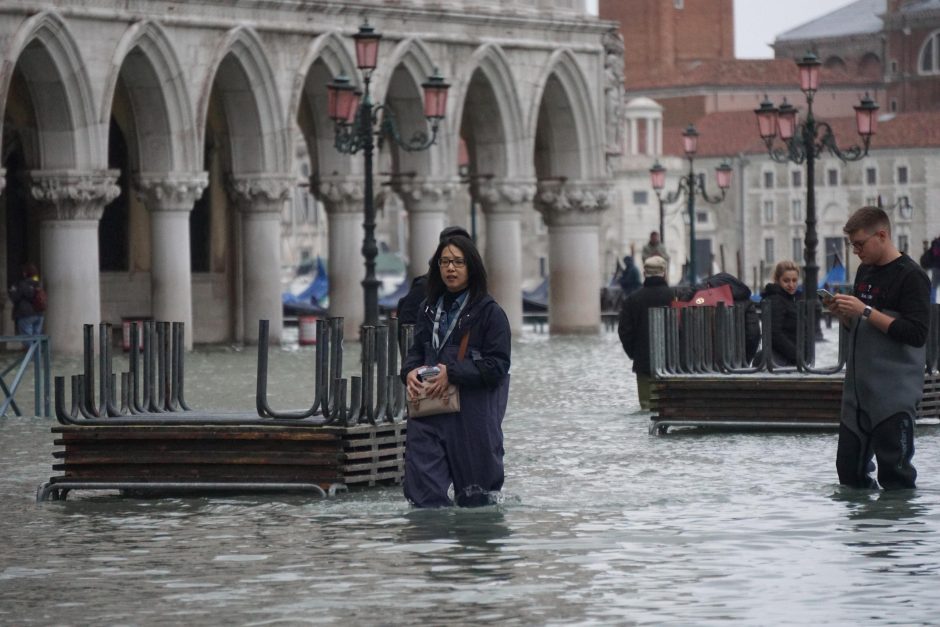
[
  {"xmin": 534, "ymin": 180, "xmax": 611, "ymax": 334},
  {"xmin": 229, "ymin": 174, "xmax": 293, "ymax": 345},
  {"xmin": 395, "ymin": 177, "xmax": 459, "ymax": 278},
  {"xmin": 136, "ymin": 172, "xmax": 208, "ymax": 349},
  {"xmin": 477, "ymin": 179, "xmax": 535, "ymax": 334},
  {"xmin": 316, "ymin": 177, "xmax": 365, "ymax": 338},
  {"xmin": 30, "ymin": 170, "xmax": 120, "ymax": 355}
]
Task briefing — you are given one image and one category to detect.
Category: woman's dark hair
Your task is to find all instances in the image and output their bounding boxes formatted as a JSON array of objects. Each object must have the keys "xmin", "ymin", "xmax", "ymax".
[
  {"xmin": 425, "ymin": 234, "xmax": 487, "ymax": 305},
  {"xmin": 21, "ymin": 262, "xmax": 38, "ymax": 277}
]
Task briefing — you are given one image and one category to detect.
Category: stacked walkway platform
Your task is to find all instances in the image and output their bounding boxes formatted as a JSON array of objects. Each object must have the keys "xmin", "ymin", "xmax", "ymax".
[
  {"xmin": 648, "ymin": 303, "xmax": 940, "ymax": 434},
  {"xmin": 38, "ymin": 319, "xmax": 410, "ymax": 501}
]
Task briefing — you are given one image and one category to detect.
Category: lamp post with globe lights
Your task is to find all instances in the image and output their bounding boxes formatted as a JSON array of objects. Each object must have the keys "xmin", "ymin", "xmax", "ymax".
[
  {"xmin": 326, "ymin": 22, "xmax": 450, "ymax": 326},
  {"xmin": 754, "ymin": 52, "xmax": 878, "ymax": 356},
  {"xmin": 649, "ymin": 124, "xmax": 733, "ymax": 284}
]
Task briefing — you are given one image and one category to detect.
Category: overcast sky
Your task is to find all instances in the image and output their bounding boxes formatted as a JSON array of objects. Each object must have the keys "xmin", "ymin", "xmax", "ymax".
[{"xmin": 585, "ymin": 0, "xmax": 859, "ymax": 59}]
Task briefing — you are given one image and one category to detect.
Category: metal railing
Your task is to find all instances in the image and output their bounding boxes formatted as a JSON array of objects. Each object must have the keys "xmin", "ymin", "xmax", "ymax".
[
  {"xmin": 648, "ymin": 301, "xmax": 877, "ymax": 377},
  {"xmin": 1, "ymin": 334, "xmax": 51, "ymax": 417},
  {"xmin": 54, "ymin": 318, "xmax": 412, "ymax": 427},
  {"xmin": 256, "ymin": 317, "xmax": 409, "ymax": 425}
]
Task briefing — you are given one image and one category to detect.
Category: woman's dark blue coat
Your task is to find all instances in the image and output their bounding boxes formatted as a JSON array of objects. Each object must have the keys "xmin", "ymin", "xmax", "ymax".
[{"xmin": 400, "ymin": 293, "xmax": 511, "ymax": 507}]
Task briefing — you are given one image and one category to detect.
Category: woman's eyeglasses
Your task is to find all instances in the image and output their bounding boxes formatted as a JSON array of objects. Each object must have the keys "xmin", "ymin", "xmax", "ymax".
[{"xmin": 438, "ymin": 257, "xmax": 466, "ymax": 268}]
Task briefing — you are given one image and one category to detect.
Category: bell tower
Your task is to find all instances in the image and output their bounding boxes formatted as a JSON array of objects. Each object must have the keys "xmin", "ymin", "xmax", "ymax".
[{"xmin": 599, "ymin": 0, "xmax": 735, "ymax": 86}]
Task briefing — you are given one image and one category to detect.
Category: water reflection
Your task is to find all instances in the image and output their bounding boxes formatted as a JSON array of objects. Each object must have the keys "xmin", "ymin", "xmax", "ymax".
[
  {"xmin": 832, "ymin": 488, "xmax": 933, "ymax": 570},
  {"xmin": 395, "ymin": 508, "xmax": 514, "ymax": 582}
]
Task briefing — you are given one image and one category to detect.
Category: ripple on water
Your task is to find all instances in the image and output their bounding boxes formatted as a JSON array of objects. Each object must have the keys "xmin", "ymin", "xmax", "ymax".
[{"xmin": 1, "ymin": 327, "xmax": 939, "ymax": 623}]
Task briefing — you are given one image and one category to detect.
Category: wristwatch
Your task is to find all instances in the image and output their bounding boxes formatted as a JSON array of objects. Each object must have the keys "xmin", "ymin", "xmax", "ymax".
[{"xmin": 862, "ymin": 305, "xmax": 873, "ymax": 319}]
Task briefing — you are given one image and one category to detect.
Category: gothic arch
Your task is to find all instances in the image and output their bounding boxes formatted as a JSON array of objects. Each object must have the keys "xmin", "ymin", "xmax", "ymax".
[
  {"xmin": 917, "ymin": 29, "xmax": 940, "ymax": 74},
  {"xmin": 528, "ymin": 48, "xmax": 603, "ymax": 180},
  {"xmin": 858, "ymin": 51, "xmax": 881, "ymax": 79},
  {"xmin": 823, "ymin": 55, "xmax": 846, "ymax": 71},
  {"xmin": 375, "ymin": 37, "xmax": 449, "ymax": 178},
  {"xmin": 197, "ymin": 26, "xmax": 289, "ymax": 174},
  {"xmin": 101, "ymin": 20, "xmax": 198, "ymax": 174},
  {"xmin": 0, "ymin": 11, "xmax": 101, "ymax": 169},
  {"xmin": 452, "ymin": 44, "xmax": 527, "ymax": 180},
  {"xmin": 290, "ymin": 31, "xmax": 359, "ymax": 178}
]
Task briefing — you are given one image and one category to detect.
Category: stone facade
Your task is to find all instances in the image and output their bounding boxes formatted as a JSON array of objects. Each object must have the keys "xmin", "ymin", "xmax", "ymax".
[{"xmin": 0, "ymin": 0, "xmax": 613, "ymax": 352}]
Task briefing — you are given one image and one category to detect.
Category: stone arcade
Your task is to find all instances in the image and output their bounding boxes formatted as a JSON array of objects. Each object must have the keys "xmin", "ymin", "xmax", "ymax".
[{"xmin": 0, "ymin": 1, "xmax": 614, "ymax": 353}]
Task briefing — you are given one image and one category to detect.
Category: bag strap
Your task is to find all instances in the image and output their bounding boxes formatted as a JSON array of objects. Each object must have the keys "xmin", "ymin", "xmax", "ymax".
[{"xmin": 457, "ymin": 330, "xmax": 470, "ymax": 361}]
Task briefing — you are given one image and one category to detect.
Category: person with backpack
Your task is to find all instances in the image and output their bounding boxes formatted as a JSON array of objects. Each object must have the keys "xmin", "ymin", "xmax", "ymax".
[{"xmin": 8, "ymin": 262, "xmax": 45, "ymax": 341}]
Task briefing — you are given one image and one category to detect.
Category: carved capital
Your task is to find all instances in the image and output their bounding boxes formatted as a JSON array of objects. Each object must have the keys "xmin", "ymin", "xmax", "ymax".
[
  {"xmin": 476, "ymin": 179, "xmax": 536, "ymax": 215},
  {"xmin": 136, "ymin": 171, "xmax": 208, "ymax": 212},
  {"xmin": 392, "ymin": 177, "xmax": 459, "ymax": 213},
  {"xmin": 30, "ymin": 170, "xmax": 121, "ymax": 221},
  {"xmin": 315, "ymin": 177, "xmax": 365, "ymax": 214},
  {"xmin": 228, "ymin": 174, "xmax": 295, "ymax": 213},
  {"xmin": 534, "ymin": 179, "xmax": 612, "ymax": 227}
]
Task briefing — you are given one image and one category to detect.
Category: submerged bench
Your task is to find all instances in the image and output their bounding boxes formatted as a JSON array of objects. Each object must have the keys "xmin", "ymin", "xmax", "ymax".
[{"xmin": 38, "ymin": 319, "xmax": 410, "ymax": 501}]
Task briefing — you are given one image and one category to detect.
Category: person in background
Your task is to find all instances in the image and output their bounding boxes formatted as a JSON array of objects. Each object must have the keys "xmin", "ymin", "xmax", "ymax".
[
  {"xmin": 760, "ymin": 260, "xmax": 800, "ymax": 366},
  {"xmin": 827, "ymin": 207, "xmax": 929, "ymax": 490},
  {"xmin": 641, "ymin": 231, "xmax": 669, "ymax": 263},
  {"xmin": 918, "ymin": 236, "xmax": 940, "ymax": 304},
  {"xmin": 8, "ymin": 262, "xmax": 44, "ymax": 340},
  {"xmin": 400, "ymin": 233, "xmax": 511, "ymax": 507},
  {"xmin": 396, "ymin": 226, "xmax": 472, "ymax": 329},
  {"xmin": 618, "ymin": 255, "xmax": 642, "ymax": 299},
  {"xmin": 617, "ymin": 255, "xmax": 674, "ymax": 410}
]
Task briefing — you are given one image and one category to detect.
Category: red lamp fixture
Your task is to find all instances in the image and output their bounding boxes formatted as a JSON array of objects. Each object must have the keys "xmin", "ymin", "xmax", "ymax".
[
  {"xmin": 681, "ymin": 123, "xmax": 699, "ymax": 156},
  {"xmin": 353, "ymin": 22, "xmax": 381, "ymax": 71},
  {"xmin": 327, "ymin": 74, "xmax": 358, "ymax": 124},
  {"xmin": 649, "ymin": 161, "xmax": 666, "ymax": 191},
  {"xmin": 715, "ymin": 162, "xmax": 733, "ymax": 190},
  {"xmin": 797, "ymin": 52, "xmax": 821, "ymax": 96},
  {"xmin": 854, "ymin": 93, "xmax": 879, "ymax": 138},
  {"xmin": 421, "ymin": 69, "xmax": 450, "ymax": 120},
  {"xmin": 775, "ymin": 99, "xmax": 798, "ymax": 141}
]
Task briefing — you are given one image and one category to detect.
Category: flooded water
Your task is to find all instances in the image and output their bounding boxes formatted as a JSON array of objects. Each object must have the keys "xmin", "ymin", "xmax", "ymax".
[{"xmin": 1, "ymin": 326, "xmax": 939, "ymax": 624}]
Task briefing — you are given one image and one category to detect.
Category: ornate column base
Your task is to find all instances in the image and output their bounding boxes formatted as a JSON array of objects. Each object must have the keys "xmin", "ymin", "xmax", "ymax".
[
  {"xmin": 31, "ymin": 170, "xmax": 120, "ymax": 355},
  {"xmin": 534, "ymin": 180, "xmax": 611, "ymax": 334}
]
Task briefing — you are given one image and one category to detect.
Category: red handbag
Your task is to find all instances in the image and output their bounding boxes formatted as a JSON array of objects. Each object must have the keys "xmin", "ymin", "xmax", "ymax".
[{"xmin": 671, "ymin": 283, "xmax": 734, "ymax": 309}]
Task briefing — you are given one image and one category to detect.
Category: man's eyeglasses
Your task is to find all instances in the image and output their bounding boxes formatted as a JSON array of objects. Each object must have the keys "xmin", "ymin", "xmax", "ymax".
[
  {"xmin": 849, "ymin": 232, "xmax": 878, "ymax": 252},
  {"xmin": 439, "ymin": 257, "xmax": 466, "ymax": 268}
]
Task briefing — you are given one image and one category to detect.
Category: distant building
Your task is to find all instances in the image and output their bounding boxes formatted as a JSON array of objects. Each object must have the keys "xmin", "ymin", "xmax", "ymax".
[
  {"xmin": 0, "ymin": 0, "xmax": 615, "ymax": 352},
  {"xmin": 600, "ymin": 0, "xmax": 940, "ymax": 289}
]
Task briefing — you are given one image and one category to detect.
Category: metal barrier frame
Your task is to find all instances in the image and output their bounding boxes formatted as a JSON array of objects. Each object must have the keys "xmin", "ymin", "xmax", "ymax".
[{"xmin": 1, "ymin": 334, "xmax": 51, "ymax": 417}]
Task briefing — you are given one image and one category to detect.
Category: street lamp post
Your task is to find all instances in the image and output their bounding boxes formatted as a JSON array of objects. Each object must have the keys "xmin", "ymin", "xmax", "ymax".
[
  {"xmin": 649, "ymin": 124, "xmax": 733, "ymax": 284},
  {"xmin": 327, "ymin": 22, "xmax": 450, "ymax": 326},
  {"xmin": 754, "ymin": 52, "xmax": 878, "ymax": 356}
]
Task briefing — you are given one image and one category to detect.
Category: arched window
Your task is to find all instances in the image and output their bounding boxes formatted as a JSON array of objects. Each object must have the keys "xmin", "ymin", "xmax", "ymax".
[{"xmin": 919, "ymin": 30, "xmax": 940, "ymax": 74}]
